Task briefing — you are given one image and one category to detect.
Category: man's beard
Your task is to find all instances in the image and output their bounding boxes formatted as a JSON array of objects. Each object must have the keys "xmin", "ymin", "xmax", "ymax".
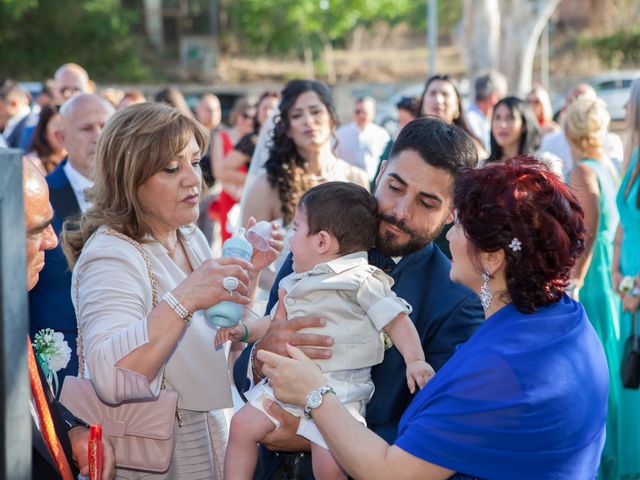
[{"xmin": 376, "ymin": 213, "xmax": 446, "ymax": 257}]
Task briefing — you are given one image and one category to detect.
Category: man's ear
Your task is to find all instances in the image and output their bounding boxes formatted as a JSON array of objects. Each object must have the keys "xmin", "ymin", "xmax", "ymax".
[
  {"xmin": 374, "ymin": 160, "xmax": 387, "ymax": 188},
  {"xmin": 444, "ymin": 208, "xmax": 455, "ymax": 225},
  {"xmin": 55, "ymin": 129, "xmax": 66, "ymax": 149}
]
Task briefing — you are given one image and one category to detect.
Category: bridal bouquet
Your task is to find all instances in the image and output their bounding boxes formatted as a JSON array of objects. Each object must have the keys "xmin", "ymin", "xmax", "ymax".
[{"xmin": 32, "ymin": 328, "xmax": 71, "ymax": 395}]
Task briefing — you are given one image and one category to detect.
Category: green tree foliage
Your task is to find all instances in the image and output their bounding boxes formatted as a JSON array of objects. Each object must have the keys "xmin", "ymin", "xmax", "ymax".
[
  {"xmin": 0, "ymin": 0, "xmax": 151, "ymax": 82},
  {"xmin": 223, "ymin": 0, "xmax": 448, "ymax": 57},
  {"xmin": 581, "ymin": 27, "xmax": 640, "ymax": 69}
]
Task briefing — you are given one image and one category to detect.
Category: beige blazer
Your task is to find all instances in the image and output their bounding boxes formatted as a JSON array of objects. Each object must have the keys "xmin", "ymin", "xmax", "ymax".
[
  {"xmin": 72, "ymin": 224, "xmax": 232, "ymax": 411},
  {"xmin": 273, "ymin": 252, "xmax": 411, "ymax": 373}
]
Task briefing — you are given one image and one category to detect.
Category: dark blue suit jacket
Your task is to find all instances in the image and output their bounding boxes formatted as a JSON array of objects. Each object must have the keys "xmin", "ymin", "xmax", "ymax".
[
  {"xmin": 6, "ymin": 113, "xmax": 29, "ymax": 149},
  {"xmin": 29, "ymin": 160, "xmax": 80, "ymax": 385},
  {"xmin": 233, "ymin": 244, "xmax": 484, "ymax": 479}
]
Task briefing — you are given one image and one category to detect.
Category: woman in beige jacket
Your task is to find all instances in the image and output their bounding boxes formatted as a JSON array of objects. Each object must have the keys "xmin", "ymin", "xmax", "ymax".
[{"xmin": 63, "ymin": 102, "xmax": 283, "ymax": 479}]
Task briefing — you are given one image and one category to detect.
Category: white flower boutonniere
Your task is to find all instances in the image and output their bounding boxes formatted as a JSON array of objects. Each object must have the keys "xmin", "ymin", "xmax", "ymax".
[{"xmin": 32, "ymin": 328, "xmax": 71, "ymax": 395}]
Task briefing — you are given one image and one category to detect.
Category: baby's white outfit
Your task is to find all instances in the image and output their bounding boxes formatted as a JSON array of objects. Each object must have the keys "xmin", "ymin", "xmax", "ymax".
[{"xmin": 245, "ymin": 251, "xmax": 411, "ymax": 448}]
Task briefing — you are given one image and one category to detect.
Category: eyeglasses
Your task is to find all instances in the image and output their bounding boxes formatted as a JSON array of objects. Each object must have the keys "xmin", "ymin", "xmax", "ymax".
[{"xmin": 59, "ymin": 86, "xmax": 83, "ymax": 97}]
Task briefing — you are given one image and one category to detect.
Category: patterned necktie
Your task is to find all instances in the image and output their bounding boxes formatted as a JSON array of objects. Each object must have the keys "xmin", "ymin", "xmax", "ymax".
[{"xmin": 27, "ymin": 337, "xmax": 75, "ymax": 480}]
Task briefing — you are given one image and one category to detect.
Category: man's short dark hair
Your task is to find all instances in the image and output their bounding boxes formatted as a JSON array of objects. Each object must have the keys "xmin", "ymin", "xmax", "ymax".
[
  {"xmin": 299, "ymin": 182, "xmax": 378, "ymax": 255},
  {"xmin": 389, "ymin": 116, "xmax": 478, "ymax": 176}
]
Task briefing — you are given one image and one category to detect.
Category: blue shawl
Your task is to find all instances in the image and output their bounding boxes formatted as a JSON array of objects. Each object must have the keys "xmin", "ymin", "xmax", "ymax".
[{"xmin": 395, "ymin": 295, "xmax": 608, "ymax": 479}]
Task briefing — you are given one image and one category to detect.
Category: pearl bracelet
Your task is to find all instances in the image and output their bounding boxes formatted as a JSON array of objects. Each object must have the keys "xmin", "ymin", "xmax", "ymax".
[{"xmin": 162, "ymin": 292, "xmax": 193, "ymax": 323}]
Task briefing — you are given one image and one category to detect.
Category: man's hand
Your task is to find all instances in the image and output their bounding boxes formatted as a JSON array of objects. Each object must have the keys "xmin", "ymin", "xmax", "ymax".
[
  {"xmin": 68, "ymin": 426, "xmax": 115, "ymax": 479},
  {"xmin": 260, "ymin": 398, "xmax": 311, "ymax": 453},
  {"xmin": 253, "ymin": 289, "xmax": 333, "ymax": 378},
  {"xmin": 623, "ymin": 294, "xmax": 640, "ymax": 314}
]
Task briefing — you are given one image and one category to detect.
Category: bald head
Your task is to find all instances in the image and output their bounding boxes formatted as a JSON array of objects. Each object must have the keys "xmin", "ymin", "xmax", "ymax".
[
  {"xmin": 58, "ymin": 94, "xmax": 114, "ymax": 178},
  {"xmin": 196, "ymin": 94, "xmax": 222, "ymax": 130},
  {"xmin": 54, "ymin": 63, "xmax": 90, "ymax": 103},
  {"xmin": 23, "ymin": 158, "xmax": 58, "ymax": 291},
  {"xmin": 565, "ymin": 83, "xmax": 596, "ymax": 107}
]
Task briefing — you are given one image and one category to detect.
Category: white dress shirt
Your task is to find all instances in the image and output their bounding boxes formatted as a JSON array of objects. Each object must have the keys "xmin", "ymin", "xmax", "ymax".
[
  {"xmin": 336, "ymin": 122, "xmax": 390, "ymax": 180},
  {"xmin": 63, "ymin": 161, "xmax": 94, "ymax": 213},
  {"xmin": 466, "ymin": 102, "xmax": 490, "ymax": 150}
]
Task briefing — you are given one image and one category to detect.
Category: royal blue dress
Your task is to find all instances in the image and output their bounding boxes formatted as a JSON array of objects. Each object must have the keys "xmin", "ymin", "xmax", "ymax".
[{"xmin": 395, "ymin": 296, "xmax": 608, "ymax": 479}]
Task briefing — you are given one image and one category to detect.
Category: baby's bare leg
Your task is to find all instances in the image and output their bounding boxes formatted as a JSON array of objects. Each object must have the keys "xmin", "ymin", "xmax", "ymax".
[
  {"xmin": 223, "ymin": 404, "xmax": 277, "ymax": 480},
  {"xmin": 311, "ymin": 442, "xmax": 347, "ymax": 480}
]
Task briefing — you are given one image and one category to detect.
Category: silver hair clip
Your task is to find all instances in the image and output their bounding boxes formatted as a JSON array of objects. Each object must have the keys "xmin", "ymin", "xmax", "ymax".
[{"xmin": 508, "ymin": 238, "xmax": 522, "ymax": 252}]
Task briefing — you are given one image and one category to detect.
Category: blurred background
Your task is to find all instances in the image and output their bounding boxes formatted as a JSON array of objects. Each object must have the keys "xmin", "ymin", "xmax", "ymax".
[{"xmin": 1, "ymin": 0, "xmax": 639, "ymax": 129}]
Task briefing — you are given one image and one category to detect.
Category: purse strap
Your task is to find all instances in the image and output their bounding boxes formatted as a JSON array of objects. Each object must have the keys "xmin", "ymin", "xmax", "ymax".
[{"xmin": 75, "ymin": 228, "xmax": 159, "ymax": 378}]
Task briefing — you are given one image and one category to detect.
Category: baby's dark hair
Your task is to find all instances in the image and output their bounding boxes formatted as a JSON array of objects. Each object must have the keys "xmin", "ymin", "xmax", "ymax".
[{"xmin": 299, "ymin": 182, "xmax": 377, "ymax": 254}]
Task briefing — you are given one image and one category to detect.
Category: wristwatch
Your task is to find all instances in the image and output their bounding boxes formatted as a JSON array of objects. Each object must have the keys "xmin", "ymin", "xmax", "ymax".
[{"xmin": 303, "ymin": 385, "xmax": 335, "ymax": 419}]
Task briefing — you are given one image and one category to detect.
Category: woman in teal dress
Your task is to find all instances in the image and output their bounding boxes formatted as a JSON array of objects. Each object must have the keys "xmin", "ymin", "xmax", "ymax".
[
  {"xmin": 612, "ymin": 77, "xmax": 640, "ymax": 480},
  {"xmin": 566, "ymin": 95, "xmax": 622, "ymax": 479}
]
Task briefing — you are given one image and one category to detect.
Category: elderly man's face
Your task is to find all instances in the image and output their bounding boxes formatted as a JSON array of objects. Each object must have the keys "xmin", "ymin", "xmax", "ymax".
[
  {"xmin": 23, "ymin": 165, "xmax": 58, "ymax": 290},
  {"xmin": 55, "ymin": 69, "xmax": 89, "ymax": 104},
  {"xmin": 59, "ymin": 96, "xmax": 113, "ymax": 179}
]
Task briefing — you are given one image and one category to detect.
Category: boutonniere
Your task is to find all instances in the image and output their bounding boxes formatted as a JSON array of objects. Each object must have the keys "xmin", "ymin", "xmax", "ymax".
[{"xmin": 32, "ymin": 328, "xmax": 71, "ymax": 395}]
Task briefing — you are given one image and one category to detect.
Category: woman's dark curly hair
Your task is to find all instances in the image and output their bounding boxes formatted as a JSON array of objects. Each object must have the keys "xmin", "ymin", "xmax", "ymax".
[
  {"xmin": 265, "ymin": 79, "xmax": 339, "ymax": 225},
  {"xmin": 454, "ymin": 155, "xmax": 586, "ymax": 312},
  {"xmin": 488, "ymin": 96, "xmax": 541, "ymax": 162}
]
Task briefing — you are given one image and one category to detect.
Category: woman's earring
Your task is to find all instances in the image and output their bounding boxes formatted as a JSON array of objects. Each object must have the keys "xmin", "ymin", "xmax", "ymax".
[{"xmin": 480, "ymin": 272, "xmax": 492, "ymax": 311}]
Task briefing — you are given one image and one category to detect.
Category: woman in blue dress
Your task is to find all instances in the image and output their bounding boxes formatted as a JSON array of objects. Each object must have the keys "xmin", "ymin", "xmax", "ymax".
[
  {"xmin": 257, "ymin": 157, "xmax": 609, "ymax": 479},
  {"xmin": 612, "ymin": 77, "xmax": 640, "ymax": 480}
]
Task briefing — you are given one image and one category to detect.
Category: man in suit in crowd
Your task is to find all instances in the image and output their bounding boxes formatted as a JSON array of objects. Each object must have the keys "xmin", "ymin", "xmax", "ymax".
[
  {"xmin": 23, "ymin": 157, "xmax": 115, "ymax": 479},
  {"xmin": 234, "ymin": 117, "xmax": 485, "ymax": 479},
  {"xmin": 29, "ymin": 94, "xmax": 114, "ymax": 385},
  {"xmin": 0, "ymin": 81, "xmax": 32, "ymax": 148},
  {"xmin": 53, "ymin": 63, "xmax": 92, "ymax": 104},
  {"xmin": 18, "ymin": 63, "xmax": 93, "ymax": 151}
]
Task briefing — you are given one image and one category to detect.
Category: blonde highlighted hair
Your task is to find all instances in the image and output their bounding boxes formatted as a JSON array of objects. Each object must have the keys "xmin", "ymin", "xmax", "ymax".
[
  {"xmin": 564, "ymin": 95, "xmax": 610, "ymax": 155},
  {"xmin": 62, "ymin": 102, "xmax": 209, "ymax": 267}
]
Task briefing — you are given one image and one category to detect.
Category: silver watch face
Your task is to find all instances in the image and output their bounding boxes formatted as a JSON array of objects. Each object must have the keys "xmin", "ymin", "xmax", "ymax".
[{"xmin": 307, "ymin": 390, "xmax": 323, "ymax": 409}]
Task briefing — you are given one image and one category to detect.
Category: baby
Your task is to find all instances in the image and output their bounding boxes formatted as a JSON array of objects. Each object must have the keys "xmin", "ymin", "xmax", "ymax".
[{"xmin": 216, "ymin": 181, "xmax": 434, "ymax": 480}]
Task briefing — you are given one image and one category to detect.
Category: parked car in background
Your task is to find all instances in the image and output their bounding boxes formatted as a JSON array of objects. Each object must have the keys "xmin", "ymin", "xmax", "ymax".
[{"xmin": 586, "ymin": 70, "xmax": 640, "ymax": 120}]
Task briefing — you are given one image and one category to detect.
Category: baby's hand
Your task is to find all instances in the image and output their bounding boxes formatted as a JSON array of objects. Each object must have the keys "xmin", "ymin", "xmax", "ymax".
[
  {"xmin": 405, "ymin": 360, "xmax": 435, "ymax": 394},
  {"xmin": 214, "ymin": 323, "xmax": 246, "ymax": 347}
]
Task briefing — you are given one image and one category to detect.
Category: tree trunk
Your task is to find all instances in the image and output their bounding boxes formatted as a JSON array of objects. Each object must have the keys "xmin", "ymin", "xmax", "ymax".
[
  {"xmin": 303, "ymin": 41, "xmax": 315, "ymax": 79},
  {"xmin": 497, "ymin": 0, "xmax": 560, "ymax": 96},
  {"xmin": 458, "ymin": 0, "xmax": 560, "ymax": 96},
  {"xmin": 323, "ymin": 40, "xmax": 337, "ymax": 85},
  {"xmin": 458, "ymin": 0, "xmax": 500, "ymax": 75}
]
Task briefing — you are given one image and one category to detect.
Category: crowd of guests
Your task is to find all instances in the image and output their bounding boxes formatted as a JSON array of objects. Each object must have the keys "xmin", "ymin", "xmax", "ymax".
[{"xmin": 4, "ymin": 61, "xmax": 640, "ymax": 480}]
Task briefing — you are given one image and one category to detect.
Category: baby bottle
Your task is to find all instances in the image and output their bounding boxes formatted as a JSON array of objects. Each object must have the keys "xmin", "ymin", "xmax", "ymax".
[{"xmin": 204, "ymin": 228, "xmax": 253, "ymax": 327}]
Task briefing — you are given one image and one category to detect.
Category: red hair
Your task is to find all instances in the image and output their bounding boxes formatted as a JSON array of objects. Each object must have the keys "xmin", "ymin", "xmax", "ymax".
[{"xmin": 454, "ymin": 155, "xmax": 586, "ymax": 312}]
